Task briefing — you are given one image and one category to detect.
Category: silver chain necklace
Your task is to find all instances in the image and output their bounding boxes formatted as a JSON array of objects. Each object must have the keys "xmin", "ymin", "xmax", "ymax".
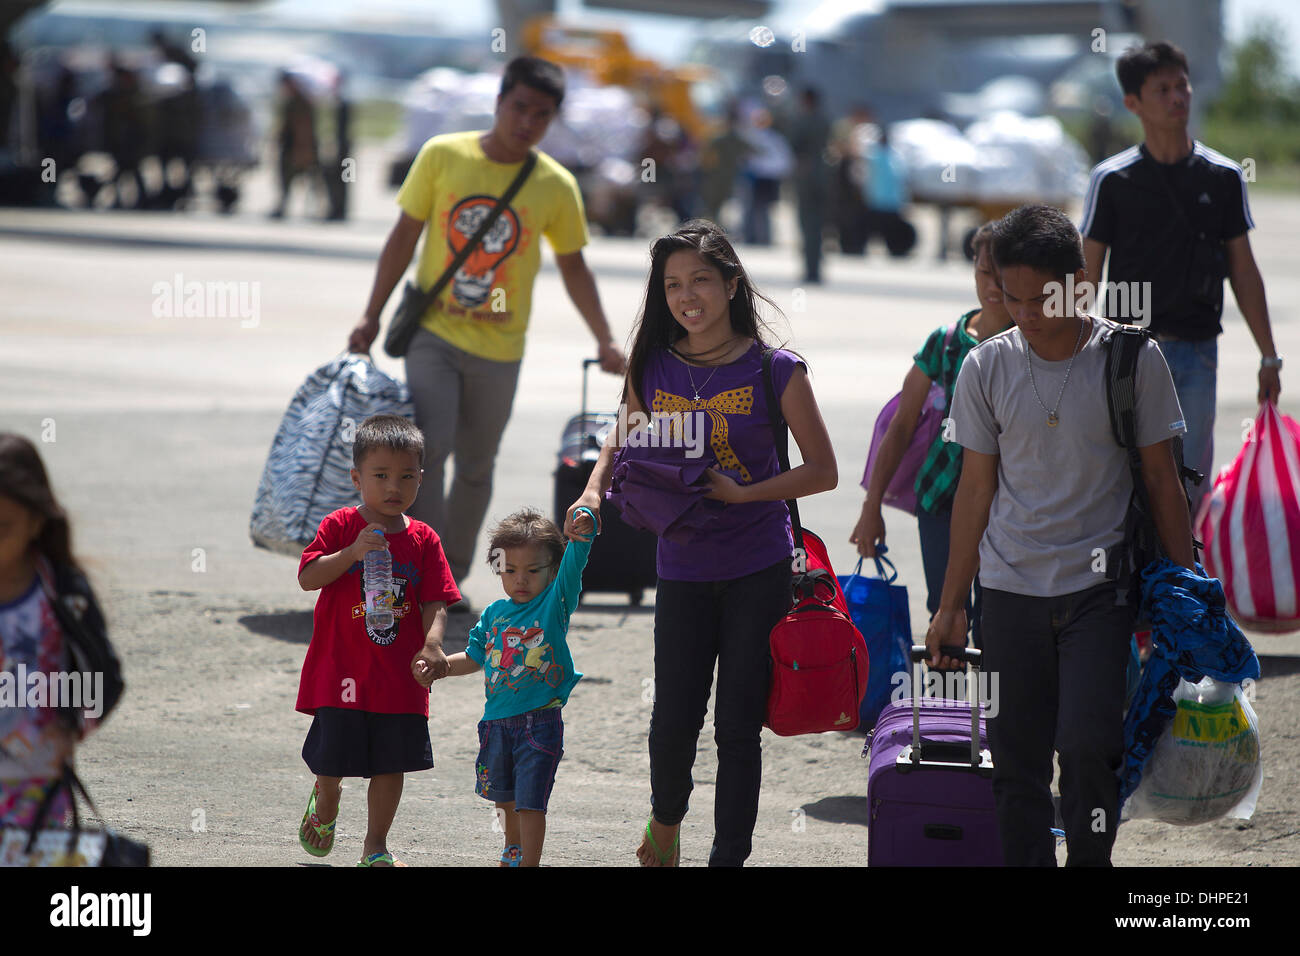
[
  {"xmin": 684, "ymin": 362, "xmax": 721, "ymax": 402},
  {"xmin": 677, "ymin": 337, "xmax": 743, "ymax": 400},
  {"xmin": 1026, "ymin": 317, "xmax": 1088, "ymax": 427}
]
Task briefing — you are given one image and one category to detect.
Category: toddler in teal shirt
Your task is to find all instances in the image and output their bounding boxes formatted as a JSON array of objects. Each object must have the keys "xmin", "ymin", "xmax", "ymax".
[{"xmin": 424, "ymin": 506, "xmax": 595, "ymax": 866}]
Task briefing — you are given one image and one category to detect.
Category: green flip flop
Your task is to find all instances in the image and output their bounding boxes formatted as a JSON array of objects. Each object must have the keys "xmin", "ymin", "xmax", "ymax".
[
  {"xmin": 298, "ymin": 782, "xmax": 337, "ymax": 858},
  {"xmin": 643, "ymin": 816, "xmax": 680, "ymax": 867},
  {"xmin": 358, "ymin": 851, "xmax": 406, "ymax": 867}
]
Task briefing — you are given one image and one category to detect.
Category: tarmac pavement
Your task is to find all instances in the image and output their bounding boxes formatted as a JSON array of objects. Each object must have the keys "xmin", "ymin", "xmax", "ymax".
[{"xmin": 2, "ymin": 153, "xmax": 1298, "ymax": 867}]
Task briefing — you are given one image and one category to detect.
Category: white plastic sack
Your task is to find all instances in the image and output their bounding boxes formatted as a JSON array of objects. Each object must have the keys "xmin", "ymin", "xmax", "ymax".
[
  {"xmin": 250, "ymin": 354, "xmax": 414, "ymax": 556},
  {"xmin": 1125, "ymin": 677, "xmax": 1262, "ymax": 825}
]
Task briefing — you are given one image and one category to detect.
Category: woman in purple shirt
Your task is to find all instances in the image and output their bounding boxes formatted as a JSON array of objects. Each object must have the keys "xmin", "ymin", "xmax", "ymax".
[{"xmin": 563, "ymin": 220, "xmax": 837, "ymax": 866}]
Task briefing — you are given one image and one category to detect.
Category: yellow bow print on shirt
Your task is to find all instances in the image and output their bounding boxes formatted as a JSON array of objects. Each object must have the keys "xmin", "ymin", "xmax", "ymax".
[{"xmin": 652, "ymin": 386, "xmax": 755, "ymax": 482}]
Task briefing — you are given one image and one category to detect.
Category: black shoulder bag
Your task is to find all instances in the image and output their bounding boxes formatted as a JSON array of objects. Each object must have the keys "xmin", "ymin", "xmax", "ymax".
[{"xmin": 383, "ymin": 150, "xmax": 537, "ymax": 358}]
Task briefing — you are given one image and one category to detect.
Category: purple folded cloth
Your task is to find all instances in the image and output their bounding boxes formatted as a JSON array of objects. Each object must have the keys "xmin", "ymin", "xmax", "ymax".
[{"xmin": 606, "ymin": 446, "xmax": 724, "ymax": 544}]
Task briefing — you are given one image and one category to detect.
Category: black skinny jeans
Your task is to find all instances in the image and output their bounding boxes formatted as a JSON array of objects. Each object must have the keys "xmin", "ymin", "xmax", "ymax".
[{"xmin": 648, "ymin": 558, "xmax": 791, "ymax": 867}]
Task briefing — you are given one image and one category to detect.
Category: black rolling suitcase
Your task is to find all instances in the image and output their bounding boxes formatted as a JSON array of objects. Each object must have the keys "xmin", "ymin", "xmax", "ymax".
[{"xmin": 553, "ymin": 359, "xmax": 658, "ymax": 605}]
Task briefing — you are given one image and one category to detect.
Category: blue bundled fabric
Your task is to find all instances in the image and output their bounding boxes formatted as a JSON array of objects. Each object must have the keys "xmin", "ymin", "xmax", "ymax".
[{"xmin": 1118, "ymin": 559, "xmax": 1260, "ymax": 809}]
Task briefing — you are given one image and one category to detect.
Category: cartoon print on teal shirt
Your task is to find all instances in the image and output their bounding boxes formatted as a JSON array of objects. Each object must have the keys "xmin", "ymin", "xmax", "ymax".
[{"xmin": 483, "ymin": 620, "xmax": 563, "ymax": 695}]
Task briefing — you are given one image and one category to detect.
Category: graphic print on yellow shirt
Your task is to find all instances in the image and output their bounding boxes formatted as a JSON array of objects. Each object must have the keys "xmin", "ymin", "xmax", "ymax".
[
  {"xmin": 446, "ymin": 195, "xmax": 522, "ymax": 310},
  {"xmin": 396, "ymin": 131, "xmax": 589, "ymax": 362}
]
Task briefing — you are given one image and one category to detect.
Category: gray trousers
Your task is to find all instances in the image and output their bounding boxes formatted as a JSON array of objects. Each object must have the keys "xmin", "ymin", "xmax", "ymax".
[
  {"xmin": 980, "ymin": 581, "xmax": 1134, "ymax": 866},
  {"xmin": 403, "ymin": 328, "xmax": 522, "ymax": 583}
]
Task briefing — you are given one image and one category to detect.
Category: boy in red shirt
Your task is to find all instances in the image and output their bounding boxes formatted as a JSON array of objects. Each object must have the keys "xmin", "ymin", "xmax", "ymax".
[{"xmin": 295, "ymin": 414, "xmax": 461, "ymax": 866}]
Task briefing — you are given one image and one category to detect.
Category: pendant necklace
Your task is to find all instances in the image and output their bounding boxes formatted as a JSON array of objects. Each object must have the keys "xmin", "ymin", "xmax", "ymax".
[
  {"xmin": 684, "ymin": 362, "xmax": 721, "ymax": 402},
  {"xmin": 1027, "ymin": 317, "xmax": 1088, "ymax": 427},
  {"xmin": 675, "ymin": 335, "xmax": 742, "ymax": 401}
]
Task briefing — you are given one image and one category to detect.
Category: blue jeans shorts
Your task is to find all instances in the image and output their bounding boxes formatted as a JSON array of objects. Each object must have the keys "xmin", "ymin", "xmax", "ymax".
[{"xmin": 475, "ymin": 707, "xmax": 564, "ymax": 813}]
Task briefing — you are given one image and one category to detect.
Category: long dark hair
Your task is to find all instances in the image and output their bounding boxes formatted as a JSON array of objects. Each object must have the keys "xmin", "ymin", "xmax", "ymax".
[
  {"xmin": 0, "ymin": 433, "xmax": 79, "ymax": 572},
  {"xmin": 624, "ymin": 219, "xmax": 787, "ymax": 411}
]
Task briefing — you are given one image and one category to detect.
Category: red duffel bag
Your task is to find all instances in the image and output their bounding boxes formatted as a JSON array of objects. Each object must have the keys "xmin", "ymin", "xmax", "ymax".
[
  {"xmin": 1195, "ymin": 402, "xmax": 1300, "ymax": 632},
  {"xmin": 759, "ymin": 349, "xmax": 869, "ymax": 734},
  {"xmin": 765, "ymin": 529, "xmax": 870, "ymax": 736}
]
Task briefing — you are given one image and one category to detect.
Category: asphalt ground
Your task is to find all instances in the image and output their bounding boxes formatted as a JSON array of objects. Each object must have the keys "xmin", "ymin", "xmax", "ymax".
[{"xmin": 2, "ymin": 148, "xmax": 1298, "ymax": 883}]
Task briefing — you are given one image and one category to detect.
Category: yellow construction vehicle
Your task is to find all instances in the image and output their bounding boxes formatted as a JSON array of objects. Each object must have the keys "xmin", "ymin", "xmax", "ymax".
[{"xmin": 521, "ymin": 16, "xmax": 716, "ymax": 143}]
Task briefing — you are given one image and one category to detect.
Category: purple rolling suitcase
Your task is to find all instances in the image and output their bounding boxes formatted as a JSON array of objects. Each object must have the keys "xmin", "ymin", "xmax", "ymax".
[{"xmin": 863, "ymin": 646, "xmax": 1004, "ymax": 866}]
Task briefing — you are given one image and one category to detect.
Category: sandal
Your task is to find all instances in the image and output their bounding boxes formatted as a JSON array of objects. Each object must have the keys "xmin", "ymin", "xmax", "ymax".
[
  {"xmin": 500, "ymin": 844, "xmax": 522, "ymax": 867},
  {"xmin": 298, "ymin": 782, "xmax": 337, "ymax": 858},
  {"xmin": 642, "ymin": 816, "xmax": 680, "ymax": 867},
  {"xmin": 357, "ymin": 851, "xmax": 407, "ymax": 867}
]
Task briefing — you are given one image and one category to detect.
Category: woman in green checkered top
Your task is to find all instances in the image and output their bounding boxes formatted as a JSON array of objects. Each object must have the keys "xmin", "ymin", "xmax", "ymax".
[{"xmin": 850, "ymin": 223, "xmax": 1012, "ymax": 649}]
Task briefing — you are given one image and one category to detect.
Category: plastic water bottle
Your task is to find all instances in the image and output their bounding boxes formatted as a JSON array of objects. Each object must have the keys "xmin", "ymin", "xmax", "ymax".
[{"xmin": 363, "ymin": 529, "xmax": 394, "ymax": 629}]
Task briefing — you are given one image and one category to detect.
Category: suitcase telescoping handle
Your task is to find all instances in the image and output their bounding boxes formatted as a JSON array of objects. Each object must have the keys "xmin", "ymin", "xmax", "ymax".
[
  {"xmin": 909, "ymin": 645, "xmax": 983, "ymax": 770},
  {"xmin": 581, "ymin": 357, "xmax": 602, "ymax": 427}
]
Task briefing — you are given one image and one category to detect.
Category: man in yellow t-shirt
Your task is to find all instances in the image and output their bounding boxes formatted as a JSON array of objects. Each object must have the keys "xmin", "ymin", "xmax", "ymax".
[{"xmin": 347, "ymin": 57, "xmax": 625, "ymax": 603}]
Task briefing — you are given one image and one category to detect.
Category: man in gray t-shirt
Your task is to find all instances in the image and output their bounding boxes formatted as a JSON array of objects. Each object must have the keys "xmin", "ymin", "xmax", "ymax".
[
  {"xmin": 926, "ymin": 204, "xmax": 1195, "ymax": 866},
  {"xmin": 950, "ymin": 316, "xmax": 1186, "ymax": 597}
]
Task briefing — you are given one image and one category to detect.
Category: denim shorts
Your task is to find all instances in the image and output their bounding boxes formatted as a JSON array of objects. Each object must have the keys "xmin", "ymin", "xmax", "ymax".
[{"xmin": 474, "ymin": 707, "xmax": 564, "ymax": 813}]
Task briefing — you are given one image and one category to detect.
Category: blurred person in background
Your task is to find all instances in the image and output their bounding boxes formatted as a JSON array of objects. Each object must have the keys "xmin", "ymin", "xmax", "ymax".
[
  {"xmin": 828, "ymin": 103, "xmax": 874, "ymax": 255},
  {"xmin": 100, "ymin": 55, "xmax": 147, "ymax": 210},
  {"xmin": 149, "ymin": 29, "xmax": 199, "ymax": 208},
  {"xmin": 270, "ymin": 70, "xmax": 321, "ymax": 220},
  {"xmin": 786, "ymin": 86, "xmax": 831, "ymax": 284},
  {"xmin": 862, "ymin": 124, "xmax": 914, "ymax": 257},
  {"xmin": 639, "ymin": 107, "xmax": 695, "ymax": 224},
  {"xmin": 698, "ymin": 103, "xmax": 751, "ymax": 228},
  {"xmin": 37, "ymin": 64, "xmax": 79, "ymax": 195},
  {"xmin": 1081, "ymin": 40, "xmax": 1280, "ymax": 515},
  {"xmin": 740, "ymin": 106, "xmax": 791, "ymax": 247},
  {"xmin": 0, "ymin": 41, "xmax": 17, "ymax": 156},
  {"xmin": 325, "ymin": 71, "xmax": 351, "ymax": 222}
]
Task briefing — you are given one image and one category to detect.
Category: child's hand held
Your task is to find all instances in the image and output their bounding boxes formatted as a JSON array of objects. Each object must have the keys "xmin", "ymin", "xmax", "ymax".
[
  {"xmin": 565, "ymin": 500, "xmax": 599, "ymax": 541},
  {"xmin": 412, "ymin": 644, "xmax": 449, "ymax": 686}
]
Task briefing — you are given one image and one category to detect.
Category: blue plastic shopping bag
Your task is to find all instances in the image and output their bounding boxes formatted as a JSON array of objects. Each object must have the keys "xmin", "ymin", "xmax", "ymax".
[{"xmin": 839, "ymin": 552, "xmax": 911, "ymax": 732}]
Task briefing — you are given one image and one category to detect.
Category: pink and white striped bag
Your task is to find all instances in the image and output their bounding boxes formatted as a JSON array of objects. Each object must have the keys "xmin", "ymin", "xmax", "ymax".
[{"xmin": 1195, "ymin": 402, "xmax": 1300, "ymax": 632}]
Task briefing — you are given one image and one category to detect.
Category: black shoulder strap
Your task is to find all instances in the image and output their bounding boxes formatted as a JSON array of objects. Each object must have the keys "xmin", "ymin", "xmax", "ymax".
[
  {"xmin": 1104, "ymin": 325, "xmax": 1204, "ymax": 589},
  {"xmin": 761, "ymin": 348, "xmax": 804, "ymax": 552},
  {"xmin": 1104, "ymin": 324, "xmax": 1147, "ymax": 468},
  {"xmin": 416, "ymin": 150, "xmax": 537, "ymax": 309},
  {"xmin": 1105, "ymin": 324, "xmax": 1205, "ymax": 488}
]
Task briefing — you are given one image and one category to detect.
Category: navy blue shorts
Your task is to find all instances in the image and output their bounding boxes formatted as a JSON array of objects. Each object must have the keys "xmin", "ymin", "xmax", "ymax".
[
  {"xmin": 475, "ymin": 707, "xmax": 564, "ymax": 813},
  {"xmin": 302, "ymin": 707, "xmax": 433, "ymax": 778}
]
